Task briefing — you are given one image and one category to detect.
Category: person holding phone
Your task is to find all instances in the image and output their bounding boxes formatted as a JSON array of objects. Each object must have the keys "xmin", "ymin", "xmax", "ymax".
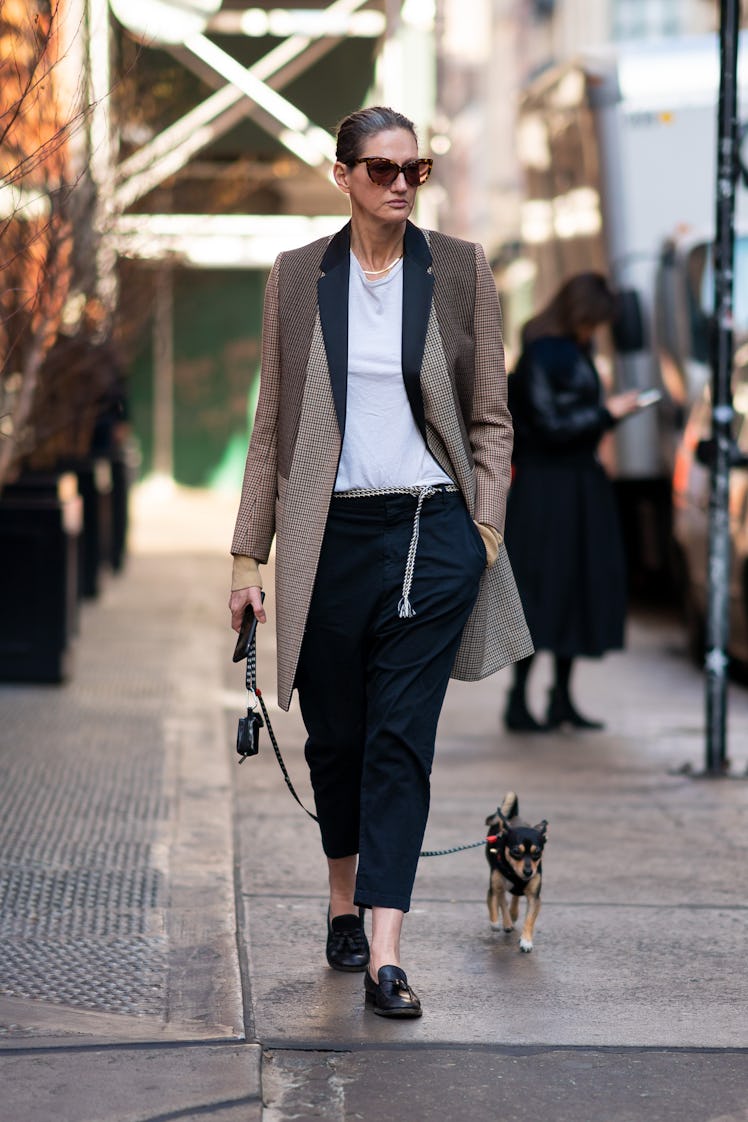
[
  {"xmin": 228, "ymin": 106, "xmax": 532, "ymax": 1018},
  {"xmin": 502, "ymin": 272, "xmax": 641, "ymax": 732}
]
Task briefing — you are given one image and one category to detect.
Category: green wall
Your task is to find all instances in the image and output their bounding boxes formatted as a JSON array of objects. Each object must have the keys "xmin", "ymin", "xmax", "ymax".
[{"xmin": 127, "ymin": 267, "xmax": 265, "ymax": 489}]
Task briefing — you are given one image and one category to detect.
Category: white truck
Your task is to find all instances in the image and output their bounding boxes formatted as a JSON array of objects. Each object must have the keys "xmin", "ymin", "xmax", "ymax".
[{"xmin": 504, "ymin": 34, "xmax": 748, "ymax": 587}]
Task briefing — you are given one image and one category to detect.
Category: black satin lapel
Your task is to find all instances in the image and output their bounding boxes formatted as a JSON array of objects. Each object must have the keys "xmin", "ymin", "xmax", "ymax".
[
  {"xmin": 318, "ymin": 225, "xmax": 351, "ymax": 435},
  {"xmin": 401, "ymin": 226, "xmax": 434, "ymax": 442}
]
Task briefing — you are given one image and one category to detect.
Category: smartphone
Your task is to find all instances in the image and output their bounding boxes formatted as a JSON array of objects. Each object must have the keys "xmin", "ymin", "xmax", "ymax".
[
  {"xmin": 232, "ymin": 591, "xmax": 265, "ymax": 663},
  {"xmin": 636, "ymin": 388, "xmax": 662, "ymax": 409}
]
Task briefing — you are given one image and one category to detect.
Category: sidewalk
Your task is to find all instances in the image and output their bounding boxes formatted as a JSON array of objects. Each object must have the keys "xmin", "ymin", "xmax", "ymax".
[
  {"xmin": 0, "ymin": 482, "xmax": 260, "ymax": 1120},
  {"xmin": 235, "ymin": 582, "xmax": 748, "ymax": 1047},
  {"xmin": 1, "ymin": 482, "xmax": 748, "ymax": 1121}
]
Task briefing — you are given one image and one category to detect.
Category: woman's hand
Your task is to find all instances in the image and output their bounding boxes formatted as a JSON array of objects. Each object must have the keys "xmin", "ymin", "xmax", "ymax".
[
  {"xmin": 606, "ymin": 390, "xmax": 641, "ymax": 419},
  {"xmin": 229, "ymin": 586, "xmax": 267, "ymax": 632}
]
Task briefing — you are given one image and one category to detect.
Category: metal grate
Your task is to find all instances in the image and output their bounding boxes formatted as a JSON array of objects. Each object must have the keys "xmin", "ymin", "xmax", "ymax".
[
  {"xmin": 0, "ymin": 937, "xmax": 167, "ymax": 1014},
  {"xmin": 0, "ymin": 683, "xmax": 170, "ymax": 1016}
]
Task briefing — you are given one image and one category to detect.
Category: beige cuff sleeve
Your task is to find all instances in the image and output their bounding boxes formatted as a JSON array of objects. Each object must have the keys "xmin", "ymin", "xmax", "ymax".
[
  {"xmin": 231, "ymin": 555, "xmax": 263, "ymax": 591},
  {"xmin": 475, "ymin": 522, "xmax": 502, "ymax": 568}
]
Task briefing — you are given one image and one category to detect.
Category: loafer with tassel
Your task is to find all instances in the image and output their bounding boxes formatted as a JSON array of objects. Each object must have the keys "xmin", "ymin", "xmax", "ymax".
[
  {"xmin": 326, "ymin": 911, "xmax": 370, "ymax": 972},
  {"xmin": 364, "ymin": 965, "xmax": 422, "ymax": 1018}
]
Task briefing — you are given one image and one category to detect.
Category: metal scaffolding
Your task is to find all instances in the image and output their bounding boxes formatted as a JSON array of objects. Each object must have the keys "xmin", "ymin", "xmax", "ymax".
[{"xmin": 103, "ymin": 0, "xmax": 395, "ymax": 267}]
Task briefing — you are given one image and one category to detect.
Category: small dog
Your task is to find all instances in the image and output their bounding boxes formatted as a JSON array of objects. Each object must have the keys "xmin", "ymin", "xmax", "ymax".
[{"xmin": 485, "ymin": 792, "xmax": 548, "ymax": 952}]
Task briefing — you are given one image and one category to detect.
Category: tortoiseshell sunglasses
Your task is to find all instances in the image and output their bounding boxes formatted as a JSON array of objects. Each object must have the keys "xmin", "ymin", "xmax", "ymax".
[{"xmin": 351, "ymin": 157, "xmax": 433, "ymax": 187}]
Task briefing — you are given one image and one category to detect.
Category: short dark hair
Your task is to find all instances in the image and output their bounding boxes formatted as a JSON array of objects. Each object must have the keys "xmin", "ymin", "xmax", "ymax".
[{"xmin": 335, "ymin": 106, "xmax": 418, "ymax": 165}]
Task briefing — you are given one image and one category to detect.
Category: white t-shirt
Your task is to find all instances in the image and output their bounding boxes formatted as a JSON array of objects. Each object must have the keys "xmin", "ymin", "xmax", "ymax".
[{"xmin": 334, "ymin": 253, "xmax": 452, "ymax": 492}]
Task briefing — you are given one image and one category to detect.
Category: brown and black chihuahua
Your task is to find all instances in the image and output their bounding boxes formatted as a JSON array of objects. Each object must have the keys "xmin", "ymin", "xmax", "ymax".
[{"xmin": 485, "ymin": 792, "xmax": 548, "ymax": 952}]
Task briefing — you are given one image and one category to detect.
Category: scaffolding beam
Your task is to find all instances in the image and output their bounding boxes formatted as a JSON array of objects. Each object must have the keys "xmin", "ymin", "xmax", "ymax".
[{"xmin": 113, "ymin": 0, "xmax": 376, "ymax": 208}]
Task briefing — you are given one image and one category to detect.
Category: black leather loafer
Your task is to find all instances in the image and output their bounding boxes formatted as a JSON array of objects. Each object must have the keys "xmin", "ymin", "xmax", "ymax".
[
  {"xmin": 364, "ymin": 965, "xmax": 422, "ymax": 1018},
  {"xmin": 326, "ymin": 912, "xmax": 370, "ymax": 972}
]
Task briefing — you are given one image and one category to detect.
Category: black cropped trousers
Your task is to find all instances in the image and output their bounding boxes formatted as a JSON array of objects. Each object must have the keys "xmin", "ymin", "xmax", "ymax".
[{"xmin": 294, "ymin": 486, "xmax": 485, "ymax": 913}]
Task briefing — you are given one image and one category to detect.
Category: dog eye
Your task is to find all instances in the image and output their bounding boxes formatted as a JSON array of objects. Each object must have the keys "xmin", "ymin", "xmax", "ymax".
[{"xmin": 509, "ymin": 847, "xmax": 523, "ymax": 858}]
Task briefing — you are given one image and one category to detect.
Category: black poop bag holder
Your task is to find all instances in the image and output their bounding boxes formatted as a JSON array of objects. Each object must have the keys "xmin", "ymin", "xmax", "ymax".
[
  {"xmin": 231, "ymin": 600, "xmax": 318, "ymax": 821},
  {"xmin": 233, "ymin": 603, "xmax": 264, "ymax": 761}
]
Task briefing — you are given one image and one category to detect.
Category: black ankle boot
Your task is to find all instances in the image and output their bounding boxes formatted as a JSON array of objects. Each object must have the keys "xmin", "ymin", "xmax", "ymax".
[
  {"xmin": 546, "ymin": 687, "xmax": 604, "ymax": 730},
  {"xmin": 504, "ymin": 688, "xmax": 547, "ymax": 732}
]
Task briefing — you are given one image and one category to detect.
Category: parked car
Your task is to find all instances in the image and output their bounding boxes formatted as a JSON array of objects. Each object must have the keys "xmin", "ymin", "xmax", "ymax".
[{"xmin": 671, "ymin": 349, "xmax": 748, "ymax": 665}]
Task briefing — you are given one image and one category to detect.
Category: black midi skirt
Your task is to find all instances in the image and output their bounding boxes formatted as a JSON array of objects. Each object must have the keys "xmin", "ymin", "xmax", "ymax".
[{"xmin": 504, "ymin": 453, "xmax": 626, "ymax": 657}]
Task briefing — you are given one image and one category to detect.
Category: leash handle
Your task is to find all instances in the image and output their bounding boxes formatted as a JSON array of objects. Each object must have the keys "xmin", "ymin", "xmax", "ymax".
[{"xmin": 245, "ymin": 634, "xmax": 257, "ymax": 697}]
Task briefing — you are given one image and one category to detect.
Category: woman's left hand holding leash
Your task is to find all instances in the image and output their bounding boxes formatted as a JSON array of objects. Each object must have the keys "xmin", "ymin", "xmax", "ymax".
[{"xmin": 229, "ymin": 586, "xmax": 266, "ymax": 632}]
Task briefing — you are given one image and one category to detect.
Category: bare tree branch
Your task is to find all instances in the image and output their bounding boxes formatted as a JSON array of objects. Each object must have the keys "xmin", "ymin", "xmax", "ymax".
[{"xmin": 0, "ymin": 0, "xmax": 99, "ymax": 490}]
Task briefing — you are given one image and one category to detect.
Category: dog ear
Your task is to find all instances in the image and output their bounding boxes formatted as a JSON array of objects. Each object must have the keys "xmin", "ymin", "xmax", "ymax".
[
  {"xmin": 534, "ymin": 819, "xmax": 548, "ymax": 839},
  {"xmin": 489, "ymin": 811, "xmax": 509, "ymax": 837}
]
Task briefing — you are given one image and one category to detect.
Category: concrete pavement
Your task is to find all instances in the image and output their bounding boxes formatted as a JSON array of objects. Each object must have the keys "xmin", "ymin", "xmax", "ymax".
[{"xmin": 1, "ymin": 482, "xmax": 748, "ymax": 1120}]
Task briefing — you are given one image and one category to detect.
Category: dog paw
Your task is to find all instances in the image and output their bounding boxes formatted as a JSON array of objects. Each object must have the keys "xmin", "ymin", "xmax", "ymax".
[
  {"xmin": 503, "ymin": 925, "xmax": 514, "ymax": 934},
  {"xmin": 519, "ymin": 938, "xmax": 533, "ymax": 953},
  {"xmin": 490, "ymin": 921, "xmax": 503, "ymax": 931}
]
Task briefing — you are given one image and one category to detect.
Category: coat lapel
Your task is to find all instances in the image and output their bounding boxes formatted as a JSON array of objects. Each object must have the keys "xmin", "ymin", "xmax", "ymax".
[
  {"xmin": 401, "ymin": 222, "xmax": 433, "ymax": 443},
  {"xmin": 318, "ymin": 223, "xmax": 351, "ymax": 435}
]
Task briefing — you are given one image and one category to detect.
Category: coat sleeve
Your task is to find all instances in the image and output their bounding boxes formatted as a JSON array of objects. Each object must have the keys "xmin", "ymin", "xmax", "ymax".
[
  {"xmin": 520, "ymin": 345, "xmax": 615, "ymax": 447},
  {"xmin": 231, "ymin": 255, "xmax": 282, "ymax": 562},
  {"xmin": 470, "ymin": 243, "xmax": 513, "ymax": 536}
]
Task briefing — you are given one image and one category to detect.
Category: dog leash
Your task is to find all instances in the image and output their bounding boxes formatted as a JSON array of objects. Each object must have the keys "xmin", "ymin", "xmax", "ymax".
[
  {"xmin": 237, "ymin": 628, "xmax": 497, "ymax": 853},
  {"xmin": 420, "ymin": 834, "xmax": 500, "ymax": 858},
  {"xmin": 256, "ymin": 688, "xmax": 319, "ymax": 823},
  {"xmin": 419, "ymin": 838, "xmax": 493, "ymax": 857},
  {"xmin": 238, "ymin": 627, "xmax": 318, "ymax": 822}
]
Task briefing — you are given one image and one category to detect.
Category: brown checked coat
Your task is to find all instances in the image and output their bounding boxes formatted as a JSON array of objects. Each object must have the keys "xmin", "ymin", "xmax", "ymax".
[{"xmin": 232, "ymin": 221, "xmax": 533, "ymax": 711}]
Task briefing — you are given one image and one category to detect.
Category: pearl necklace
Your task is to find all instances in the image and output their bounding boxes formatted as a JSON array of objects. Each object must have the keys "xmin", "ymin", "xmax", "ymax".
[{"xmin": 361, "ymin": 255, "xmax": 402, "ymax": 276}]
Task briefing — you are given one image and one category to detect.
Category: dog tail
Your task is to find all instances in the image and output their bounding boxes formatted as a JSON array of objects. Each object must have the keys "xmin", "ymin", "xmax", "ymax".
[{"xmin": 501, "ymin": 791, "xmax": 519, "ymax": 819}]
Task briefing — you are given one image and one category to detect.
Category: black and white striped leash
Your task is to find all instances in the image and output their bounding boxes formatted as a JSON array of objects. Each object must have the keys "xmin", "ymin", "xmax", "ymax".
[{"xmin": 242, "ymin": 631, "xmax": 318, "ymax": 822}]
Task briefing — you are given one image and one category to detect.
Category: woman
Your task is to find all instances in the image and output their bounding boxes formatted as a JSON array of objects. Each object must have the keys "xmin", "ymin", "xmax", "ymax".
[
  {"xmin": 503, "ymin": 273, "xmax": 640, "ymax": 732},
  {"xmin": 229, "ymin": 106, "xmax": 532, "ymax": 1018}
]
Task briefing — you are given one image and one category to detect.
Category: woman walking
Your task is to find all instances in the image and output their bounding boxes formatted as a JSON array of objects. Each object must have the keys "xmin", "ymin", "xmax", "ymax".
[{"xmin": 229, "ymin": 106, "xmax": 532, "ymax": 1017}]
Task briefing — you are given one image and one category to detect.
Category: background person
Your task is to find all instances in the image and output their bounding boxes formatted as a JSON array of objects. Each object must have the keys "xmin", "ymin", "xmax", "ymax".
[
  {"xmin": 503, "ymin": 272, "xmax": 640, "ymax": 732},
  {"xmin": 229, "ymin": 105, "xmax": 532, "ymax": 1018}
]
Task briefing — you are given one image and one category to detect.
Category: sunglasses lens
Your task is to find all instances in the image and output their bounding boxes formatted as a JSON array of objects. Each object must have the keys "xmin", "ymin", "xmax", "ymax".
[
  {"xmin": 367, "ymin": 159, "xmax": 399, "ymax": 185},
  {"xmin": 403, "ymin": 160, "xmax": 432, "ymax": 186}
]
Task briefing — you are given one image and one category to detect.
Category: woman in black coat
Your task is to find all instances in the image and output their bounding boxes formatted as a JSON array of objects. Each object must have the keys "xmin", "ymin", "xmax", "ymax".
[{"xmin": 504, "ymin": 273, "xmax": 641, "ymax": 731}]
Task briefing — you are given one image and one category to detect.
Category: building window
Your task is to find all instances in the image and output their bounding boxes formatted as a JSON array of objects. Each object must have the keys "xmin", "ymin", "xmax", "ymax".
[{"xmin": 613, "ymin": 0, "xmax": 684, "ymax": 40}]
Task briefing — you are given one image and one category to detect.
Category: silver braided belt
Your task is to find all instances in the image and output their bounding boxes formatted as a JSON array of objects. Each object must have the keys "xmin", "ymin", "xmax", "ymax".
[{"xmin": 334, "ymin": 484, "xmax": 459, "ymax": 618}]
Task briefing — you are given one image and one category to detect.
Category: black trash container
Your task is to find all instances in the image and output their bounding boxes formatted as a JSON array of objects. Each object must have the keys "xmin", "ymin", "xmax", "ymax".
[{"xmin": 0, "ymin": 472, "xmax": 82, "ymax": 682}]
